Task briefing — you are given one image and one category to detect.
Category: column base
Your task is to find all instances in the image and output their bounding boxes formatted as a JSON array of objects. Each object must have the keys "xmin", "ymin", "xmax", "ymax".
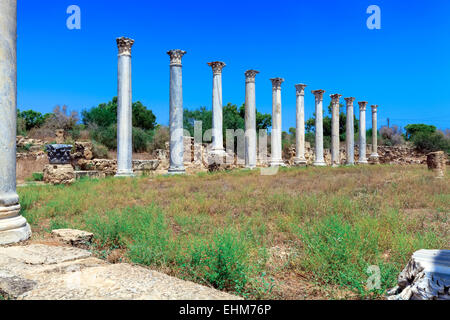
[
  {"xmin": 0, "ymin": 209, "xmax": 32, "ymax": 245},
  {"xmin": 209, "ymin": 148, "xmax": 226, "ymax": 156},
  {"xmin": 313, "ymin": 161, "xmax": 327, "ymax": 167},
  {"xmin": 357, "ymin": 160, "xmax": 369, "ymax": 165},
  {"xmin": 0, "ymin": 224, "xmax": 32, "ymax": 246},
  {"xmin": 331, "ymin": 163, "xmax": 340, "ymax": 168},
  {"xmin": 269, "ymin": 159, "xmax": 286, "ymax": 167},
  {"xmin": 167, "ymin": 167, "xmax": 186, "ymax": 175},
  {"xmin": 293, "ymin": 158, "xmax": 307, "ymax": 166},
  {"xmin": 346, "ymin": 162, "xmax": 356, "ymax": 166},
  {"xmin": 115, "ymin": 170, "xmax": 135, "ymax": 178}
]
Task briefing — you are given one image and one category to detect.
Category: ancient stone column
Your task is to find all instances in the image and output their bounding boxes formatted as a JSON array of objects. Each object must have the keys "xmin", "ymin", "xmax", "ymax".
[
  {"xmin": 208, "ymin": 61, "xmax": 226, "ymax": 156},
  {"xmin": 244, "ymin": 70, "xmax": 259, "ymax": 169},
  {"xmin": 0, "ymin": 0, "xmax": 32, "ymax": 245},
  {"xmin": 345, "ymin": 97, "xmax": 356, "ymax": 165},
  {"xmin": 330, "ymin": 94, "xmax": 342, "ymax": 167},
  {"xmin": 358, "ymin": 101, "xmax": 369, "ymax": 164},
  {"xmin": 294, "ymin": 84, "xmax": 307, "ymax": 166},
  {"xmin": 370, "ymin": 105, "xmax": 379, "ymax": 161},
  {"xmin": 427, "ymin": 151, "xmax": 446, "ymax": 179},
  {"xmin": 312, "ymin": 90, "xmax": 326, "ymax": 166},
  {"xmin": 167, "ymin": 49, "xmax": 187, "ymax": 175},
  {"xmin": 269, "ymin": 78, "xmax": 285, "ymax": 167},
  {"xmin": 115, "ymin": 37, "xmax": 135, "ymax": 177}
]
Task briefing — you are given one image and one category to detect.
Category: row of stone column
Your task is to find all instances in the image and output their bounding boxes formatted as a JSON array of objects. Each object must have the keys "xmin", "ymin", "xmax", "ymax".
[
  {"xmin": 113, "ymin": 37, "xmax": 380, "ymax": 172},
  {"xmin": 249, "ymin": 79, "xmax": 380, "ymax": 167}
]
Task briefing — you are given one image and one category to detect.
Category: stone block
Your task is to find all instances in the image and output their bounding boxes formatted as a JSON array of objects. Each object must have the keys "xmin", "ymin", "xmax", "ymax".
[
  {"xmin": 43, "ymin": 164, "xmax": 75, "ymax": 185},
  {"xmin": 52, "ymin": 229, "xmax": 94, "ymax": 247}
]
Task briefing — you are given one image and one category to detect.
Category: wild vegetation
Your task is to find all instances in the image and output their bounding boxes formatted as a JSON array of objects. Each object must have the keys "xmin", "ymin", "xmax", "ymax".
[
  {"xmin": 18, "ymin": 165, "xmax": 449, "ymax": 299},
  {"xmin": 17, "ymin": 100, "xmax": 449, "ymax": 158}
]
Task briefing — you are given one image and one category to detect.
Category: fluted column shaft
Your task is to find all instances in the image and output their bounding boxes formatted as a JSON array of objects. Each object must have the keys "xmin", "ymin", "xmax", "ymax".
[
  {"xmin": 330, "ymin": 94, "xmax": 342, "ymax": 167},
  {"xmin": 370, "ymin": 105, "xmax": 379, "ymax": 159},
  {"xmin": 245, "ymin": 70, "xmax": 259, "ymax": 169},
  {"xmin": 294, "ymin": 84, "xmax": 307, "ymax": 166},
  {"xmin": 345, "ymin": 97, "xmax": 355, "ymax": 165},
  {"xmin": 116, "ymin": 37, "xmax": 135, "ymax": 177},
  {"xmin": 270, "ymin": 78, "xmax": 285, "ymax": 167},
  {"xmin": 0, "ymin": 0, "xmax": 31, "ymax": 245},
  {"xmin": 208, "ymin": 61, "xmax": 226, "ymax": 155},
  {"xmin": 168, "ymin": 50, "xmax": 186, "ymax": 174},
  {"xmin": 312, "ymin": 90, "xmax": 326, "ymax": 166},
  {"xmin": 358, "ymin": 101, "xmax": 369, "ymax": 164}
]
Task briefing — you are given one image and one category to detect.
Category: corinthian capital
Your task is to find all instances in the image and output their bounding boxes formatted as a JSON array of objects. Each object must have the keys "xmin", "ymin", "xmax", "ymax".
[
  {"xmin": 245, "ymin": 70, "xmax": 259, "ymax": 82},
  {"xmin": 270, "ymin": 78, "xmax": 284, "ymax": 90},
  {"xmin": 167, "ymin": 49, "xmax": 186, "ymax": 66},
  {"xmin": 371, "ymin": 105, "xmax": 378, "ymax": 113},
  {"xmin": 116, "ymin": 37, "xmax": 135, "ymax": 56},
  {"xmin": 311, "ymin": 89, "xmax": 326, "ymax": 100},
  {"xmin": 344, "ymin": 97, "xmax": 356, "ymax": 105},
  {"xmin": 295, "ymin": 84, "xmax": 307, "ymax": 96},
  {"xmin": 358, "ymin": 101, "xmax": 368, "ymax": 111},
  {"xmin": 330, "ymin": 94, "xmax": 342, "ymax": 104},
  {"xmin": 208, "ymin": 61, "xmax": 226, "ymax": 74}
]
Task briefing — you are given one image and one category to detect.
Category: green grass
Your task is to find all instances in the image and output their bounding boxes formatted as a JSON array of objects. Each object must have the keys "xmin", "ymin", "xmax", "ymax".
[{"xmin": 17, "ymin": 165, "xmax": 449, "ymax": 299}]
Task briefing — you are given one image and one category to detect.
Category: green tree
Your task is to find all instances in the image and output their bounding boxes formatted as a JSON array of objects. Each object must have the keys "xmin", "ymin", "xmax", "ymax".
[
  {"xmin": 306, "ymin": 102, "xmax": 359, "ymax": 143},
  {"xmin": 404, "ymin": 124, "xmax": 437, "ymax": 140},
  {"xmin": 82, "ymin": 97, "xmax": 156, "ymax": 130},
  {"xmin": 17, "ymin": 109, "xmax": 50, "ymax": 131},
  {"xmin": 184, "ymin": 103, "xmax": 271, "ymax": 138}
]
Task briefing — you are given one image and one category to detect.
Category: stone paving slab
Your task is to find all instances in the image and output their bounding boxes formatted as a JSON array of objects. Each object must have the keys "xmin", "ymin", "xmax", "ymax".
[{"xmin": 0, "ymin": 244, "xmax": 240, "ymax": 300}]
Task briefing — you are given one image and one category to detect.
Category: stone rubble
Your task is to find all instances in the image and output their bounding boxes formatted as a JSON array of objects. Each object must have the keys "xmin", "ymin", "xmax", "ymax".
[
  {"xmin": 51, "ymin": 229, "xmax": 94, "ymax": 247},
  {"xmin": 387, "ymin": 249, "xmax": 450, "ymax": 300},
  {"xmin": 0, "ymin": 244, "xmax": 239, "ymax": 300}
]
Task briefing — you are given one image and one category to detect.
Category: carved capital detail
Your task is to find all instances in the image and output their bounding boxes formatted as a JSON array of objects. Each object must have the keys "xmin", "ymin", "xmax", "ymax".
[
  {"xmin": 295, "ymin": 84, "xmax": 308, "ymax": 96},
  {"xmin": 344, "ymin": 97, "xmax": 356, "ymax": 105},
  {"xmin": 167, "ymin": 49, "xmax": 186, "ymax": 66},
  {"xmin": 371, "ymin": 105, "xmax": 378, "ymax": 113},
  {"xmin": 245, "ymin": 70, "xmax": 259, "ymax": 82},
  {"xmin": 270, "ymin": 78, "xmax": 284, "ymax": 90},
  {"xmin": 358, "ymin": 101, "xmax": 369, "ymax": 111},
  {"xmin": 116, "ymin": 37, "xmax": 135, "ymax": 56},
  {"xmin": 330, "ymin": 94, "xmax": 342, "ymax": 104},
  {"xmin": 208, "ymin": 61, "xmax": 226, "ymax": 74},
  {"xmin": 312, "ymin": 89, "xmax": 326, "ymax": 100}
]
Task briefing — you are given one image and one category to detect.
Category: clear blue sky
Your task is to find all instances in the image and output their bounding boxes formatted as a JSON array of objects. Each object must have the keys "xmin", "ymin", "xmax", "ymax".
[{"xmin": 17, "ymin": 0, "xmax": 450, "ymax": 131}]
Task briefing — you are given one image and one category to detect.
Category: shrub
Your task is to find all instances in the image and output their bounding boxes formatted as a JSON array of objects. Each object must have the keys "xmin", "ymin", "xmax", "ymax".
[
  {"xmin": 43, "ymin": 105, "xmax": 79, "ymax": 131},
  {"xmin": 90, "ymin": 124, "xmax": 153, "ymax": 152},
  {"xmin": 91, "ymin": 141, "xmax": 109, "ymax": 159},
  {"xmin": 296, "ymin": 214, "xmax": 398, "ymax": 297},
  {"xmin": 412, "ymin": 131, "xmax": 450, "ymax": 155},
  {"xmin": 28, "ymin": 127, "xmax": 56, "ymax": 140},
  {"xmin": 90, "ymin": 124, "xmax": 117, "ymax": 150},
  {"xmin": 17, "ymin": 115, "xmax": 27, "ymax": 136},
  {"xmin": 32, "ymin": 172, "xmax": 44, "ymax": 181},
  {"xmin": 380, "ymin": 126, "xmax": 405, "ymax": 146},
  {"xmin": 132, "ymin": 127, "xmax": 153, "ymax": 152},
  {"xmin": 188, "ymin": 230, "xmax": 251, "ymax": 293},
  {"xmin": 148, "ymin": 126, "xmax": 169, "ymax": 152}
]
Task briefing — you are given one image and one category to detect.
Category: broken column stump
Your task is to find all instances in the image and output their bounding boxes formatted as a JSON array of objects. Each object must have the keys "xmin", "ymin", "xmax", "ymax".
[
  {"xmin": 427, "ymin": 151, "xmax": 447, "ymax": 178},
  {"xmin": 387, "ymin": 249, "xmax": 450, "ymax": 300}
]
